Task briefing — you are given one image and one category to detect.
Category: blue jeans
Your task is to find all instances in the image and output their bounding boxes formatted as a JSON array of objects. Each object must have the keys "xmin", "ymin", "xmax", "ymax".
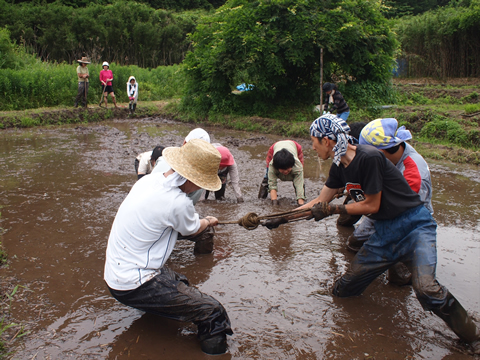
[
  {"xmin": 333, "ymin": 205, "xmax": 448, "ymax": 310},
  {"xmin": 337, "ymin": 111, "xmax": 350, "ymax": 122}
]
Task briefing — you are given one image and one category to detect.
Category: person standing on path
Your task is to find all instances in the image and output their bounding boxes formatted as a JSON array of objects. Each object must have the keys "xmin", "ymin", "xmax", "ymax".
[
  {"xmin": 104, "ymin": 139, "xmax": 233, "ymax": 355},
  {"xmin": 99, "ymin": 61, "xmax": 117, "ymax": 108},
  {"xmin": 74, "ymin": 57, "xmax": 90, "ymax": 108},
  {"xmin": 126, "ymin": 76, "xmax": 138, "ymax": 114},
  {"xmin": 323, "ymin": 82, "xmax": 350, "ymax": 122}
]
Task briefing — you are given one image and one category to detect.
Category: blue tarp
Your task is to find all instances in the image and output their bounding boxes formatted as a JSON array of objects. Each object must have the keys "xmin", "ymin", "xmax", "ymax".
[{"xmin": 236, "ymin": 83, "xmax": 255, "ymax": 92}]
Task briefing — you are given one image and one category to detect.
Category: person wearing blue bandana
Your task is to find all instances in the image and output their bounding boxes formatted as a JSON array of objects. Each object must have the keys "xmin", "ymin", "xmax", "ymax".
[{"xmin": 295, "ymin": 114, "xmax": 480, "ymax": 353}]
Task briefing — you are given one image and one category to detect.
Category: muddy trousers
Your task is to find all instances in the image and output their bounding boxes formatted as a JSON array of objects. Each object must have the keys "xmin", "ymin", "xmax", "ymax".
[
  {"xmin": 332, "ymin": 205, "xmax": 480, "ymax": 345},
  {"xmin": 74, "ymin": 82, "xmax": 89, "ymax": 107},
  {"xmin": 108, "ymin": 267, "xmax": 233, "ymax": 341}
]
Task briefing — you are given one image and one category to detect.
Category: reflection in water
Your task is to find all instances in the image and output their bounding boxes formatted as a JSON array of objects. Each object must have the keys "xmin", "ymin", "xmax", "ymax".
[{"xmin": 0, "ymin": 120, "xmax": 478, "ymax": 359}]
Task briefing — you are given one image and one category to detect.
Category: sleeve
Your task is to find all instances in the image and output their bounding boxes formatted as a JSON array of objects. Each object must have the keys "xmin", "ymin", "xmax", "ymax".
[
  {"xmin": 401, "ymin": 156, "xmax": 422, "ymax": 194},
  {"xmin": 291, "ymin": 167, "xmax": 305, "ymax": 200},
  {"xmin": 293, "ymin": 141, "xmax": 304, "ymax": 165},
  {"xmin": 169, "ymin": 195, "xmax": 200, "ymax": 236},
  {"xmin": 137, "ymin": 152, "xmax": 150, "ymax": 174},
  {"xmin": 227, "ymin": 162, "xmax": 242, "ymax": 198},
  {"xmin": 325, "ymin": 164, "xmax": 343, "ymax": 189},
  {"xmin": 265, "ymin": 143, "xmax": 275, "ymax": 167},
  {"xmin": 333, "ymin": 93, "xmax": 344, "ymax": 110},
  {"xmin": 360, "ymin": 153, "xmax": 385, "ymax": 195},
  {"xmin": 134, "ymin": 84, "xmax": 139, "ymax": 99},
  {"xmin": 267, "ymin": 164, "xmax": 278, "ymax": 191}
]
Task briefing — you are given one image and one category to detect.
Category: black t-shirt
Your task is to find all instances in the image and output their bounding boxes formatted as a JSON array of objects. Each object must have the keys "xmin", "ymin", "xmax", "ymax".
[{"xmin": 325, "ymin": 145, "xmax": 422, "ymax": 220}]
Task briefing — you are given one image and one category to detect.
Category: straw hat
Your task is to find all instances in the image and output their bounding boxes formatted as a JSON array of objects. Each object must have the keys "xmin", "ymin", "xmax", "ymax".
[
  {"xmin": 162, "ymin": 139, "xmax": 221, "ymax": 191},
  {"xmin": 77, "ymin": 57, "xmax": 91, "ymax": 64}
]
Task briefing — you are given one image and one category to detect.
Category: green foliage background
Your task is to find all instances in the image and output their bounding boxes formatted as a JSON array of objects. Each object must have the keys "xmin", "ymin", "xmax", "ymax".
[
  {"xmin": 182, "ymin": 0, "xmax": 398, "ymax": 116},
  {"xmin": 394, "ymin": 0, "xmax": 480, "ymax": 77},
  {"xmin": 0, "ymin": 29, "xmax": 185, "ymax": 111},
  {"xmin": 0, "ymin": 0, "xmax": 204, "ymax": 68}
]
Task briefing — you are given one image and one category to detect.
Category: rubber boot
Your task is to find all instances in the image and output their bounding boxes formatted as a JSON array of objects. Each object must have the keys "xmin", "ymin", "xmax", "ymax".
[
  {"xmin": 200, "ymin": 333, "xmax": 227, "ymax": 355},
  {"xmin": 129, "ymin": 103, "xmax": 132, "ymax": 114},
  {"xmin": 133, "ymin": 103, "xmax": 136, "ymax": 113},
  {"xmin": 258, "ymin": 177, "xmax": 268, "ymax": 199},
  {"xmin": 432, "ymin": 292, "xmax": 480, "ymax": 352}
]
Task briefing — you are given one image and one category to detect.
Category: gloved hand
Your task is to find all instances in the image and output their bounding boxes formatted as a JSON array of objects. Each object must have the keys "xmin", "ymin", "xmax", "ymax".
[
  {"xmin": 311, "ymin": 202, "xmax": 331, "ymax": 221},
  {"xmin": 129, "ymin": 96, "xmax": 135, "ymax": 101},
  {"xmin": 237, "ymin": 197, "xmax": 244, "ymax": 203},
  {"xmin": 271, "ymin": 200, "xmax": 279, "ymax": 206},
  {"xmin": 262, "ymin": 217, "xmax": 288, "ymax": 230}
]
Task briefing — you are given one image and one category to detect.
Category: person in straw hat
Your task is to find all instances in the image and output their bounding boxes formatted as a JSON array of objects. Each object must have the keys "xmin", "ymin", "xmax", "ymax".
[
  {"xmin": 74, "ymin": 56, "xmax": 90, "ymax": 108},
  {"xmin": 104, "ymin": 139, "xmax": 233, "ymax": 355}
]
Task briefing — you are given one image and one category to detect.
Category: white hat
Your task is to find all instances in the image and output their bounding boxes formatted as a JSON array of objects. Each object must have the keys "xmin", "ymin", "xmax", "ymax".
[
  {"xmin": 185, "ymin": 128, "xmax": 210, "ymax": 143},
  {"xmin": 162, "ymin": 139, "xmax": 221, "ymax": 191},
  {"xmin": 102, "ymin": 61, "xmax": 109, "ymax": 67}
]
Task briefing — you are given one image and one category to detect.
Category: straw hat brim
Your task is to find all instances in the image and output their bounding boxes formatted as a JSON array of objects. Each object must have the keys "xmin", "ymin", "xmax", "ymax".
[
  {"xmin": 77, "ymin": 59, "xmax": 91, "ymax": 64},
  {"xmin": 163, "ymin": 146, "xmax": 222, "ymax": 192}
]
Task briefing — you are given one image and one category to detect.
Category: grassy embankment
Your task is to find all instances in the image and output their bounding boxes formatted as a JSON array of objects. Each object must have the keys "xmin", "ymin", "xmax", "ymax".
[{"xmin": 0, "ymin": 62, "xmax": 479, "ymax": 164}]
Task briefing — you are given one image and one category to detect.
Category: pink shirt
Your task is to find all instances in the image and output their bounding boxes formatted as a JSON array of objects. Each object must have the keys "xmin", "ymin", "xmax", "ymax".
[{"xmin": 99, "ymin": 69, "xmax": 113, "ymax": 86}]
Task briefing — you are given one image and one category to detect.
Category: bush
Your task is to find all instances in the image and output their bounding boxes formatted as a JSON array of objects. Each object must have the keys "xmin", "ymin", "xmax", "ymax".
[{"xmin": 183, "ymin": 0, "xmax": 398, "ymax": 115}]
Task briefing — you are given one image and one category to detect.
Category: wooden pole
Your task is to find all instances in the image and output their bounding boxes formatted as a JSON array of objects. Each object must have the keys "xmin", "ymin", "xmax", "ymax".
[{"xmin": 320, "ymin": 48, "xmax": 324, "ymax": 112}]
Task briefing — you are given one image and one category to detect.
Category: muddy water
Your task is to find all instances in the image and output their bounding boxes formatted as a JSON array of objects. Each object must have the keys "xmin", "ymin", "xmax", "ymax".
[{"xmin": 0, "ymin": 118, "xmax": 479, "ymax": 359}]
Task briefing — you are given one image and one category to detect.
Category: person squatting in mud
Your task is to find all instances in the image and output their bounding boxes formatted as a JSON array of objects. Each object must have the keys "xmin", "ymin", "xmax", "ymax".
[
  {"xmin": 289, "ymin": 114, "xmax": 479, "ymax": 353},
  {"xmin": 104, "ymin": 139, "xmax": 233, "ymax": 355},
  {"xmin": 134, "ymin": 145, "xmax": 164, "ymax": 180},
  {"xmin": 205, "ymin": 144, "xmax": 244, "ymax": 203},
  {"xmin": 152, "ymin": 128, "xmax": 211, "ymax": 205},
  {"xmin": 258, "ymin": 140, "xmax": 306, "ymax": 205}
]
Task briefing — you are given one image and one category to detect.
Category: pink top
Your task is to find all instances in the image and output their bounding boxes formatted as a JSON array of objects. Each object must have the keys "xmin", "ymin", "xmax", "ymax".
[{"xmin": 99, "ymin": 69, "xmax": 113, "ymax": 86}]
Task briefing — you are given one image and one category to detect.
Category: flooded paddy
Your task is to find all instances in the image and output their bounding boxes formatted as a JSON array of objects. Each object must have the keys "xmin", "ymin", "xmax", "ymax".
[{"xmin": 0, "ymin": 118, "xmax": 479, "ymax": 359}]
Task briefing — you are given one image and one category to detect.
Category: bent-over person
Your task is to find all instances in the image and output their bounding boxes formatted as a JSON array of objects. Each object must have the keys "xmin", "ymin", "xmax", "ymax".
[{"xmin": 104, "ymin": 139, "xmax": 233, "ymax": 355}]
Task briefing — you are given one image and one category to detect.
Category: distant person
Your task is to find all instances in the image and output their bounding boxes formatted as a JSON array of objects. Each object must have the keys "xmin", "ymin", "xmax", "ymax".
[
  {"xmin": 104, "ymin": 139, "xmax": 233, "ymax": 355},
  {"xmin": 99, "ymin": 62, "xmax": 117, "ymax": 108},
  {"xmin": 205, "ymin": 144, "xmax": 243, "ymax": 203},
  {"xmin": 135, "ymin": 146, "xmax": 164, "ymax": 180},
  {"xmin": 259, "ymin": 140, "xmax": 306, "ymax": 205},
  {"xmin": 126, "ymin": 76, "xmax": 138, "ymax": 114},
  {"xmin": 152, "ymin": 128, "xmax": 211, "ymax": 205},
  {"xmin": 323, "ymin": 82, "xmax": 350, "ymax": 122},
  {"xmin": 74, "ymin": 57, "xmax": 90, "ymax": 108}
]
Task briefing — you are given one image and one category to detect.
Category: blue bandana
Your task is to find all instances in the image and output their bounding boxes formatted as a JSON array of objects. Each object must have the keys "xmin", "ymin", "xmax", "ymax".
[{"xmin": 309, "ymin": 114, "xmax": 355, "ymax": 166}]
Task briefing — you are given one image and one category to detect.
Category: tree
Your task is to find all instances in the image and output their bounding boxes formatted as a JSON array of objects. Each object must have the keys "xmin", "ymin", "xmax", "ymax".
[{"xmin": 183, "ymin": 0, "xmax": 397, "ymax": 114}]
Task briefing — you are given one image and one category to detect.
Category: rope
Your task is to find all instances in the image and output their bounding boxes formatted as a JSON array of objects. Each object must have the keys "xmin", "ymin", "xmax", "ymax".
[
  {"xmin": 217, "ymin": 192, "xmax": 346, "ymax": 230},
  {"xmin": 218, "ymin": 207, "xmax": 313, "ymax": 230}
]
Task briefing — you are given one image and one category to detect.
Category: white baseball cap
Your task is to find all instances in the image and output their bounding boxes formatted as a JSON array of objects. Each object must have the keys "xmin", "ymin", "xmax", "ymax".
[
  {"xmin": 185, "ymin": 128, "xmax": 210, "ymax": 143},
  {"xmin": 102, "ymin": 61, "xmax": 109, "ymax": 67}
]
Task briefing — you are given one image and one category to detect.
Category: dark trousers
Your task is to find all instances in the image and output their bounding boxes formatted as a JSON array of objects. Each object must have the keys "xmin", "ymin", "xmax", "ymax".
[
  {"xmin": 74, "ymin": 82, "xmax": 89, "ymax": 107},
  {"xmin": 108, "ymin": 267, "xmax": 233, "ymax": 341}
]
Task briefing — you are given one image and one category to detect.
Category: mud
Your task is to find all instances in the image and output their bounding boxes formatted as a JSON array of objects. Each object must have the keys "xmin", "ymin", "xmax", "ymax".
[{"xmin": 0, "ymin": 118, "xmax": 479, "ymax": 359}]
